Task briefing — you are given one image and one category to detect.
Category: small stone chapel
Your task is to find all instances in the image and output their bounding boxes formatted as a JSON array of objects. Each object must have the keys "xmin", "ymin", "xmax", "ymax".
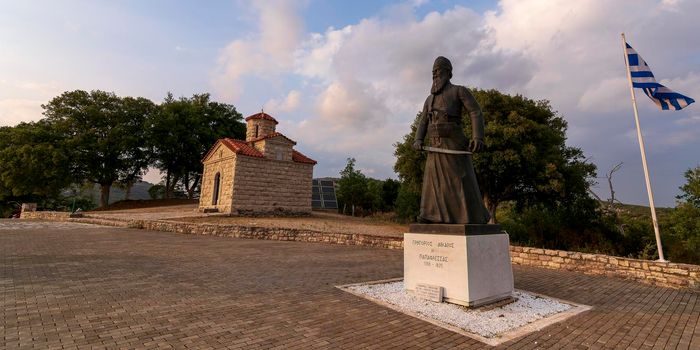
[{"xmin": 198, "ymin": 112, "xmax": 316, "ymax": 215}]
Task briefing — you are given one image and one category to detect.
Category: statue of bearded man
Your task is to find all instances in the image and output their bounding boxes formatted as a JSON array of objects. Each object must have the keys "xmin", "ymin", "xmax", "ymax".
[{"xmin": 412, "ymin": 56, "xmax": 491, "ymax": 224}]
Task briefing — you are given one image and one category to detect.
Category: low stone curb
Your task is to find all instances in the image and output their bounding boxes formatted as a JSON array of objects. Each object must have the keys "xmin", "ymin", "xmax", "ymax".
[
  {"xmin": 510, "ymin": 246, "xmax": 700, "ymax": 290},
  {"xmin": 20, "ymin": 211, "xmax": 699, "ymax": 290}
]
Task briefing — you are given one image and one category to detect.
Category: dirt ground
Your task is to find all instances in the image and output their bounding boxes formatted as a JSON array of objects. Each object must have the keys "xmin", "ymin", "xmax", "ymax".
[
  {"xmin": 88, "ymin": 201, "xmax": 407, "ymax": 237},
  {"xmin": 172, "ymin": 211, "xmax": 407, "ymax": 238}
]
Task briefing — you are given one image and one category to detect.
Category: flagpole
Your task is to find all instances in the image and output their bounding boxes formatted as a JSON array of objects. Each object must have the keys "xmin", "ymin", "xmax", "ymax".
[{"xmin": 621, "ymin": 33, "xmax": 666, "ymax": 262}]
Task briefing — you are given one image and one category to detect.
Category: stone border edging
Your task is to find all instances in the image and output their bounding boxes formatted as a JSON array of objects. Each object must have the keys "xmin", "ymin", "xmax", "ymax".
[
  {"xmin": 511, "ymin": 246, "xmax": 700, "ymax": 290},
  {"xmin": 73, "ymin": 216, "xmax": 405, "ymax": 250},
  {"xmin": 19, "ymin": 211, "xmax": 699, "ymax": 290},
  {"xmin": 20, "ymin": 211, "xmax": 75, "ymax": 221}
]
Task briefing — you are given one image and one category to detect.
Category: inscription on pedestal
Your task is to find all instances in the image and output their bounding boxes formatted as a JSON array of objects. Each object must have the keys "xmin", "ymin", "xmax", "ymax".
[
  {"xmin": 415, "ymin": 283, "xmax": 443, "ymax": 303},
  {"xmin": 410, "ymin": 238, "xmax": 457, "ymax": 271}
]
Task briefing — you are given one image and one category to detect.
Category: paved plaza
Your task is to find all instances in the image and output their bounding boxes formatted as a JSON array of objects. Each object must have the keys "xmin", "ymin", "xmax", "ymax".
[{"xmin": 1, "ymin": 220, "xmax": 698, "ymax": 349}]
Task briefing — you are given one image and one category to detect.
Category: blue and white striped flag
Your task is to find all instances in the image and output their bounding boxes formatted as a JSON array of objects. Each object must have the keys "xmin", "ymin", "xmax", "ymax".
[{"xmin": 626, "ymin": 42, "xmax": 694, "ymax": 111}]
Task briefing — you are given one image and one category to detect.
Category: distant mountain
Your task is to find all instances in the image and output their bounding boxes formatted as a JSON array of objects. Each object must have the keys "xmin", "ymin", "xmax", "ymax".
[{"xmin": 87, "ymin": 181, "xmax": 154, "ymax": 204}]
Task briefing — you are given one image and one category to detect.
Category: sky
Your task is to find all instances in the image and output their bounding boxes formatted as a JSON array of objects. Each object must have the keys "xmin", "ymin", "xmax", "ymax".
[{"xmin": 1, "ymin": 0, "xmax": 699, "ymax": 207}]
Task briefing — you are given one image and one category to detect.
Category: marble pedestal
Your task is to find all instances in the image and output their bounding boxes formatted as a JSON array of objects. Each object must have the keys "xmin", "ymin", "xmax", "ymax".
[{"xmin": 404, "ymin": 224, "xmax": 514, "ymax": 307}]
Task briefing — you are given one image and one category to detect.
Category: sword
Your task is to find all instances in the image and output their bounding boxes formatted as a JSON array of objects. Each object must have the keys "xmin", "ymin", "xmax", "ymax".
[{"xmin": 421, "ymin": 146, "xmax": 472, "ymax": 155}]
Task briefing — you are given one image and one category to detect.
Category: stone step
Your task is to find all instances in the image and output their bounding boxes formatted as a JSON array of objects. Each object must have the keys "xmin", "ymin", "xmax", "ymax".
[{"xmin": 70, "ymin": 217, "xmax": 132, "ymax": 228}]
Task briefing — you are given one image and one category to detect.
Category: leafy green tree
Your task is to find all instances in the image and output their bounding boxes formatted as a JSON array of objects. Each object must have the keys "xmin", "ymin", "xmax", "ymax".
[
  {"xmin": 663, "ymin": 165, "xmax": 700, "ymax": 264},
  {"xmin": 677, "ymin": 166, "xmax": 700, "ymax": 207},
  {"xmin": 381, "ymin": 178, "xmax": 401, "ymax": 211},
  {"xmin": 393, "ymin": 112, "xmax": 426, "ymax": 194},
  {"xmin": 148, "ymin": 184, "xmax": 166, "ymax": 200},
  {"xmin": 394, "ymin": 89, "xmax": 597, "ymax": 223},
  {"xmin": 395, "ymin": 182, "xmax": 421, "ymax": 223},
  {"xmin": 149, "ymin": 93, "xmax": 245, "ymax": 199},
  {"xmin": 336, "ymin": 158, "xmax": 369, "ymax": 216},
  {"xmin": 366, "ymin": 178, "xmax": 384, "ymax": 213},
  {"xmin": 117, "ymin": 97, "xmax": 158, "ymax": 199},
  {"xmin": 42, "ymin": 90, "xmax": 155, "ymax": 207},
  {"xmin": 0, "ymin": 121, "xmax": 72, "ymax": 205}
]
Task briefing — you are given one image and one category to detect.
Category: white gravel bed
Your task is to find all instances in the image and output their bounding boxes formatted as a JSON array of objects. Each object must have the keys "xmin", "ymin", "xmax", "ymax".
[{"xmin": 346, "ymin": 281, "xmax": 572, "ymax": 339}]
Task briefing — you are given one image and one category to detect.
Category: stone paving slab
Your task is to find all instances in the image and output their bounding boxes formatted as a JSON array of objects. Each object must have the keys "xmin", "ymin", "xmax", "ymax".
[{"xmin": 0, "ymin": 219, "xmax": 698, "ymax": 349}]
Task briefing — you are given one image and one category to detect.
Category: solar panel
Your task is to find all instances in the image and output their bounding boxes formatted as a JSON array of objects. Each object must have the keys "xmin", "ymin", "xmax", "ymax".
[{"xmin": 312, "ymin": 178, "xmax": 338, "ymax": 210}]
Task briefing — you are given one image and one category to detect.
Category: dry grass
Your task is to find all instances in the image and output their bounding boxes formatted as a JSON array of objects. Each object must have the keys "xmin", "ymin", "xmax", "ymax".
[{"xmin": 171, "ymin": 211, "xmax": 407, "ymax": 238}]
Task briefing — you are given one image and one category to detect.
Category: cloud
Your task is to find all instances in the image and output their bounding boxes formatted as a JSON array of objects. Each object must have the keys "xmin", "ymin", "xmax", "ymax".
[
  {"xmin": 264, "ymin": 90, "xmax": 302, "ymax": 113},
  {"xmin": 294, "ymin": 26, "xmax": 352, "ymax": 81},
  {"xmin": 210, "ymin": 0, "xmax": 700, "ymax": 205},
  {"xmin": 212, "ymin": 0, "xmax": 306, "ymax": 100},
  {"xmin": 0, "ymin": 99, "xmax": 45, "ymax": 126},
  {"xmin": 674, "ymin": 115, "xmax": 700, "ymax": 125},
  {"xmin": 577, "ymin": 77, "xmax": 628, "ymax": 112},
  {"xmin": 0, "ymin": 80, "xmax": 63, "ymax": 126},
  {"xmin": 282, "ymin": 5, "xmax": 536, "ymax": 178}
]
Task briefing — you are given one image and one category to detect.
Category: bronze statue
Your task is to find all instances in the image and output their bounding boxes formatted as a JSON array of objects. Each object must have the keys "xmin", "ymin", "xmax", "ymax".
[{"xmin": 412, "ymin": 56, "xmax": 490, "ymax": 224}]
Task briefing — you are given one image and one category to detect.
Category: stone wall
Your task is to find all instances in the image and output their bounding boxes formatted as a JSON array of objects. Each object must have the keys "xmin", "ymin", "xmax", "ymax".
[
  {"xmin": 20, "ymin": 211, "xmax": 73, "ymax": 221},
  {"xmin": 199, "ymin": 147, "xmax": 236, "ymax": 213},
  {"xmin": 262, "ymin": 139, "xmax": 293, "ymax": 161},
  {"xmin": 231, "ymin": 155, "xmax": 313, "ymax": 214},
  {"xmin": 21, "ymin": 203, "xmax": 37, "ymax": 213},
  {"xmin": 510, "ymin": 245, "xmax": 700, "ymax": 290},
  {"xmin": 120, "ymin": 219, "xmax": 403, "ymax": 249},
  {"xmin": 246, "ymin": 119, "xmax": 276, "ymax": 141}
]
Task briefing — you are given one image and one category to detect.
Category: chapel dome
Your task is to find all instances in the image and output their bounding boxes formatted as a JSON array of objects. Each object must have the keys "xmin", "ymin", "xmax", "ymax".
[{"xmin": 245, "ymin": 112, "xmax": 278, "ymax": 125}]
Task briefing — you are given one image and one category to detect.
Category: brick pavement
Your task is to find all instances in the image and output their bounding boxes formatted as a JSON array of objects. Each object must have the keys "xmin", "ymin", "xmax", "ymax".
[{"xmin": 1, "ymin": 220, "xmax": 698, "ymax": 349}]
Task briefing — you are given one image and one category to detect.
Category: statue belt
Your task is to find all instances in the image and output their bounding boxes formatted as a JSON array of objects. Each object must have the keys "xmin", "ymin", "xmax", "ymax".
[{"xmin": 422, "ymin": 146, "xmax": 472, "ymax": 155}]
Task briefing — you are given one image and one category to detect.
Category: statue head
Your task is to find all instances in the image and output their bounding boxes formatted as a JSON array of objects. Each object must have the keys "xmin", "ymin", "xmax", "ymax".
[{"xmin": 431, "ymin": 56, "xmax": 452, "ymax": 94}]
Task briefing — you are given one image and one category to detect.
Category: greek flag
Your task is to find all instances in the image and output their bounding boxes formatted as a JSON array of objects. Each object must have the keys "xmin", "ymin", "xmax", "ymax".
[{"xmin": 626, "ymin": 42, "xmax": 694, "ymax": 110}]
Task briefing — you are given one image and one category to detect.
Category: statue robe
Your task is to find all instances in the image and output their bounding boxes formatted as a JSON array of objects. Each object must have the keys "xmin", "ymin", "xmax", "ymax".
[{"xmin": 414, "ymin": 83, "xmax": 490, "ymax": 224}]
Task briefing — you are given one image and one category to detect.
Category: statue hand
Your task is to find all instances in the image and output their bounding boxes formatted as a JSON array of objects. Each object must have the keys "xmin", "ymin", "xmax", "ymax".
[
  {"xmin": 469, "ymin": 139, "xmax": 486, "ymax": 153},
  {"xmin": 412, "ymin": 140, "xmax": 423, "ymax": 151}
]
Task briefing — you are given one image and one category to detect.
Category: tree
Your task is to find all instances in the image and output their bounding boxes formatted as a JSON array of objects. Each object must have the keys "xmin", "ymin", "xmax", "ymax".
[
  {"xmin": 664, "ymin": 165, "xmax": 700, "ymax": 264},
  {"xmin": 394, "ymin": 88, "xmax": 597, "ymax": 223},
  {"xmin": 149, "ymin": 93, "xmax": 245, "ymax": 199},
  {"xmin": 336, "ymin": 158, "xmax": 369, "ymax": 216},
  {"xmin": 677, "ymin": 166, "xmax": 700, "ymax": 207},
  {"xmin": 393, "ymin": 112, "xmax": 427, "ymax": 194},
  {"xmin": 0, "ymin": 121, "xmax": 72, "ymax": 205},
  {"xmin": 42, "ymin": 90, "xmax": 155, "ymax": 207},
  {"xmin": 381, "ymin": 178, "xmax": 401, "ymax": 211},
  {"xmin": 366, "ymin": 178, "xmax": 384, "ymax": 213},
  {"xmin": 395, "ymin": 182, "xmax": 421, "ymax": 222},
  {"xmin": 148, "ymin": 184, "xmax": 166, "ymax": 200},
  {"xmin": 117, "ymin": 97, "xmax": 158, "ymax": 199}
]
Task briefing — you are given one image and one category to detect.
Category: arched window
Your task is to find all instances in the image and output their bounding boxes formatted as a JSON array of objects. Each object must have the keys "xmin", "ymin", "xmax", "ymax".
[
  {"xmin": 254, "ymin": 125, "xmax": 259, "ymax": 138},
  {"xmin": 212, "ymin": 172, "xmax": 221, "ymax": 205}
]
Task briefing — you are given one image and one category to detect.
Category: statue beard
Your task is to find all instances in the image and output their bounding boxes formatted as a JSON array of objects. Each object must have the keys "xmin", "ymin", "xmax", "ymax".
[{"xmin": 431, "ymin": 75, "xmax": 449, "ymax": 95}]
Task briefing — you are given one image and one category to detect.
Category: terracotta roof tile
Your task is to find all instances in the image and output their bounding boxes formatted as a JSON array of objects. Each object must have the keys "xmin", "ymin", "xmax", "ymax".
[
  {"xmin": 220, "ymin": 138, "xmax": 264, "ymax": 158},
  {"xmin": 245, "ymin": 112, "xmax": 278, "ymax": 124},
  {"xmin": 203, "ymin": 137, "xmax": 315, "ymax": 165},
  {"xmin": 292, "ymin": 150, "xmax": 317, "ymax": 165},
  {"xmin": 248, "ymin": 132, "xmax": 297, "ymax": 145}
]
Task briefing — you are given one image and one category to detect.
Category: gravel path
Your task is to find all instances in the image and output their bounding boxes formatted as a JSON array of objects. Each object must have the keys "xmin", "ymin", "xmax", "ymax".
[{"xmin": 345, "ymin": 281, "xmax": 574, "ymax": 339}]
